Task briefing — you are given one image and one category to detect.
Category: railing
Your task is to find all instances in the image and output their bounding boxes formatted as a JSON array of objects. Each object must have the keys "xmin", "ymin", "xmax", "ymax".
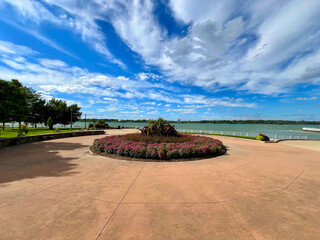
[{"xmin": 177, "ymin": 129, "xmax": 320, "ymax": 140}]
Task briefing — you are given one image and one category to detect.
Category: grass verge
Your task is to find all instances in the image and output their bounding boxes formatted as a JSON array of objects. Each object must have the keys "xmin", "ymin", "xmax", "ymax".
[{"xmin": 0, "ymin": 127, "xmax": 81, "ymax": 139}]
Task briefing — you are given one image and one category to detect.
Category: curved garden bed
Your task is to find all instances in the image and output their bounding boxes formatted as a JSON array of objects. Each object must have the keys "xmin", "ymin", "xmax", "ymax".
[{"xmin": 92, "ymin": 133, "xmax": 227, "ymax": 161}]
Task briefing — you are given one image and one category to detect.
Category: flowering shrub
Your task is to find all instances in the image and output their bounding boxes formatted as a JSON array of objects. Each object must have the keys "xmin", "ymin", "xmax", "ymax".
[
  {"xmin": 124, "ymin": 133, "xmax": 194, "ymax": 143},
  {"xmin": 93, "ymin": 134, "xmax": 227, "ymax": 160}
]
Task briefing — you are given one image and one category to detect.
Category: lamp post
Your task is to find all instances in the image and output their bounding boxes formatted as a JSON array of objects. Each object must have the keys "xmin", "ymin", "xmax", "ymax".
[
  {"xmin": 84, "ymin": 114, "xmax": 87, "ymax": 129},
  {"xmin": 70, "ymin": 109, "xmax": 73, "ymax": 131}
]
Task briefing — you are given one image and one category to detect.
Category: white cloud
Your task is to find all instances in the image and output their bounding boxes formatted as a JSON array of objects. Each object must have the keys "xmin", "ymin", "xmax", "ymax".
[
  {"xmin": 141, "ymin": 102, "xmax": 156, "ymax": 105},
  {"xmin": 296, "ymin": 97, "xmax": 317, "ymax": 101},
  {"xmin": 103, "ymin": 97, "xmax": 118, "ymax": 102},
  {"xmin": 40, "ymin": 59, "xmax": 68, "ymax": 68},
  {"xmin": 120, "ymin": 110, "xmax": 144, "ymax": 114},
  {"xmin": 167, "ymin": 108, "xmax": 197, "ymax": 114},
  {"xmin": 169, "ymin": 0, "xmax": 233, "ymax": 24},
  {"xmin": 0, "ymin": 38, "xmax": 257, "ymax": 111},
  {"xmin": 146, "ymin": 110, "xmax": 159, "ymax": 115},
  {"xmin": 97, "ymin": 107, "xmax": 122, "ymax": 112},
  {"xmin": 0, "ymin": 0, "xmax": 124, "ymax": 66},
  {"xmin": 137, "ymin": 72, "xmax": 160, "ymax": 81},
  {"xmin": 3, "ymin": 0, "xmax": 320, "ymax": 95},
  {"xmin": 0, "ymin": 40, "xmax": 38, "ymax": 56},
  {"xmin": 101, "ymin": 0, "xmax": 320, "ymax": 95}
]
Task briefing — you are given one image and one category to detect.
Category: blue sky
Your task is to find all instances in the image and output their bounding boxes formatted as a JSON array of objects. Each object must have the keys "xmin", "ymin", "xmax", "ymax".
[{"xmin": 0, "ymin": 0, "xmax": 319, "ymax": 121}]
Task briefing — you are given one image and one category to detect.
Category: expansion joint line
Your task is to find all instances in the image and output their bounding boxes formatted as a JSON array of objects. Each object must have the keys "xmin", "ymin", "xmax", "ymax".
[{"xmin": 95, "ymin": 162, "xmax": 147, "ymax": 240}]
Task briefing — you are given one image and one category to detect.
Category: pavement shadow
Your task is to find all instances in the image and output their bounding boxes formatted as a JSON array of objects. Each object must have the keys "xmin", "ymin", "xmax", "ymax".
[{"xmin": 0, "ymin": 141, "xmax": 91, "ymax": 184}]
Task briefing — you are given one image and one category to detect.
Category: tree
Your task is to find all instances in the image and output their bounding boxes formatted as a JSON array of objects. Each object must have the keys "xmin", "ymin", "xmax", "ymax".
[
  {"xmin": 45, "ymin": 99, "xmax": 68, "ymax": 130},
  {"xmin": 68, "ymin": 104, "xmax": 82, "ymax": 125},
  {"xmin": 0, "ymin": 79, "xmax": 29, "ymax": 129},
  {"xmin": 44, "ymin": 99, "xmax": 82, "ymax": 130},
  {"xmin": 25, "ymin": 87, "xmax": 46, "ymax": 127},
  {"xmin": 0, "ymin": 80, "xmax": 13, "ymax": 130},
  {"xmin": 9, "ymin": 79, "xmax": 30, "ymax": 124}
]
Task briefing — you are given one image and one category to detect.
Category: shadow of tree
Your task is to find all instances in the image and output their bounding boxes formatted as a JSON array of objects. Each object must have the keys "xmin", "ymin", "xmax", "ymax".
[{"xmin": 0, "ymin": 141, "xmax": 91, "ymax": 184}]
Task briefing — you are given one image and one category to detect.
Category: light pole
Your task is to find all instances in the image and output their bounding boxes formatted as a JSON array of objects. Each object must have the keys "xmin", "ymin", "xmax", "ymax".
[
  {"xmin": 70, "ymin": 109, "xmax": 73, "ymax": 131},
  {"xmin": 84, "ymin": 114, "xmax": 87, "ymax": 129}
]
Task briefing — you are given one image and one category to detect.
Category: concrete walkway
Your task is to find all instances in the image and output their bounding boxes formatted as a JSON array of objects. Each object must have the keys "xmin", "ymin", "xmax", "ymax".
[
  {"xmin": 0, "ymin": 129, "xmax": 320, "ymax": 240},
  {"xmin": 278, "ymin": 140, "xmax": 320, "ymax": 152}
]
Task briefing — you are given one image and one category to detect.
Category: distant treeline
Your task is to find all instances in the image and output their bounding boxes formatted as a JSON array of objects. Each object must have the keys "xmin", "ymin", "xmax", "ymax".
[{"xmin": 79, "ymin": 119, "xmax": 320, "ymax": 125}]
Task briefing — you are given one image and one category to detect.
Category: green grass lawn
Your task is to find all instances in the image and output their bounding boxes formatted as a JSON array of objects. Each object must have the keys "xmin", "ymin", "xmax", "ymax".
[{"xmin": 0, "ymin": 127, "xmax": 81, "ymax": 139}]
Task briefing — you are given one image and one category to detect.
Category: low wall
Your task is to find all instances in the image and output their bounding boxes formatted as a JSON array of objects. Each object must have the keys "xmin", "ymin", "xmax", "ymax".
[{"xmin": 0, "ymin": 130, "xmax": 105, "ymax": 149}]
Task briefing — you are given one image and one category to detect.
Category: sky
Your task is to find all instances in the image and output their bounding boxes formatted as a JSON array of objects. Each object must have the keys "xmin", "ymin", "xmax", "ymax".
[{"xmin": 0, "ymin": 0, "xmax": 319, "ymax": 121}]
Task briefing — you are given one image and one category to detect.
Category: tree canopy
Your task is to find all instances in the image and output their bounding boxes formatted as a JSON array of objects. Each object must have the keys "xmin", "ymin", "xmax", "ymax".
[{"xmin": 0, "ymin": 79, "xmax": 82, "ymax": 129}]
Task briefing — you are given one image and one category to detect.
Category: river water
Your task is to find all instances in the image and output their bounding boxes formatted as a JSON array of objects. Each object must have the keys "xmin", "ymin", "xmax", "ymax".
[
  {"xmin": 12, "ymin": 121, "xmax": 320, "ymax": 140},
  {"xmin": 74, "ymin": 122, "xmax": 320, "ymax": 140}
]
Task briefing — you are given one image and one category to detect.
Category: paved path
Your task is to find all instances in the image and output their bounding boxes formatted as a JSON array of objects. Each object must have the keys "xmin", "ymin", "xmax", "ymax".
[
  {"xmin": 1, "ymin": 130, "xmax": 320, "ymax": 240},
  {"xmin": 279, "ymin": 140, "xmax": 320, "ymax": 152}
]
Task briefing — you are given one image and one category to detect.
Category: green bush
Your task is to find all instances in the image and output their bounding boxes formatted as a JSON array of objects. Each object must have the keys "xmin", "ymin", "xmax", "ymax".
[
  {"xmin": 256, "ymin": 135, "xmax": 263, "ymax": 141},
  {"xmin": 139, "ymin": 118, "xmax": 178, "ymax": 137},
  {"xmin": 17, "ymin": 124, "xmax": 28, "ymax": 137},
  {"xmin": 255, "ymin": 133, "xmax": 270, "ymax": 141},
  {"xmin": 95, "ymin": 119, "xmax": 109, "ymax": 129},
  {"xmin": 47, "ymin": 117, "xmax": 54, "ymax": 130},
  {"xmin": 88, "ymin": 123, "xmax": 94, "ymax": 129}
]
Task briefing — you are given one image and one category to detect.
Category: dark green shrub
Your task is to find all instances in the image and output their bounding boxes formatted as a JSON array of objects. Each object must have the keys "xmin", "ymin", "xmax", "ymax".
[
  {"xmin": 139, "ymin": 118, "xmax": 178, "ymax": 137},
  {"xmin": 95, "ymin": 119, "xmax": 109, "ymax": 129},
  {"xmin": 88, "ymin": 123, "xmax": 94, "ymax": 129}
]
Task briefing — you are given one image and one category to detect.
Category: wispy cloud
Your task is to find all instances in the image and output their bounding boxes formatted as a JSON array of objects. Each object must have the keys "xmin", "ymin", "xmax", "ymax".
[
  {"xmin": 0, "ymin": 0, "xmax": 124, "ymax": 66},
  {"xmin": 296, "ymin": 97, "xmax": 317, "ymax": 101},
  {"xmin": 1, "ymin": 1, "xmax": 319, "ymax": 120}
]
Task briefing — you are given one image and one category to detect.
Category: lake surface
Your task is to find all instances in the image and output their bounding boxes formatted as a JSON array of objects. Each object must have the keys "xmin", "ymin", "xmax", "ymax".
[
  {"xmin": 11, "ymin": 121, "xmax": 319, "ymax": 139},
  {"xmin": 71, "ymin": 121, "xmax": 320, "ymax": 139}
]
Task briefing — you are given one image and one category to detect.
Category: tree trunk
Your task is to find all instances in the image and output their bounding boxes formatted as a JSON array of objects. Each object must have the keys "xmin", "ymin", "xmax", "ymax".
[
  {"xmin": 49, "ymin": 124, "xmax": 54, "ymax": 130},
  {"xmin": 2, "ymin": 122, "xmax": 4, "ymax": 131}
]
